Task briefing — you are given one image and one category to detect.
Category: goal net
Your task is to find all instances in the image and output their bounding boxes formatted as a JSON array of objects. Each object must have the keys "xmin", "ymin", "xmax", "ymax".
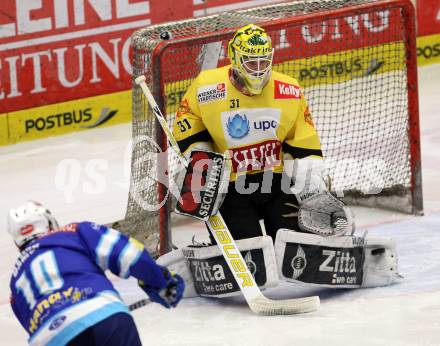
[{"xmin": 121, "ymin": 0, "xmax": 422, "ymax": 255}]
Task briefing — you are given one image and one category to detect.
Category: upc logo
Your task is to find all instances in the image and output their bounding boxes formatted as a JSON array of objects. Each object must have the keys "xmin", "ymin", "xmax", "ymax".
[{"xmin": 227, "ymin": 114, "xmax": 250, "ymax": 139}]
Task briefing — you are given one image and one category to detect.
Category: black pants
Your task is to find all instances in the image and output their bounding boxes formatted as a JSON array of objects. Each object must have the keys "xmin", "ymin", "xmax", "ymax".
[
  {"xmin": 67, "ymin": 312, "xmax": 142, "ymax": 346},
  {"xmin": 211, "ymin": 173, "xmax": 300, "ymax": 242}
]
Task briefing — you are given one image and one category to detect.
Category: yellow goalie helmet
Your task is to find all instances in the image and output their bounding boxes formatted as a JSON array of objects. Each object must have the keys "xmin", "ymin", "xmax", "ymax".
[{"xmin": 228, "ymin": 24, "xmax": 273, "ymax": 95}]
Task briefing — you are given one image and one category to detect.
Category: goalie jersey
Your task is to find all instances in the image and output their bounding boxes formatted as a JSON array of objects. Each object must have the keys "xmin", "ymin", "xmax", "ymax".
[
  {"xmin": 173, "ymin": 65, "xmax": 323, "ymax": 180},
  {"xmin": 9, "ymin": 222, "xmax": 167, "ymax": 346}
]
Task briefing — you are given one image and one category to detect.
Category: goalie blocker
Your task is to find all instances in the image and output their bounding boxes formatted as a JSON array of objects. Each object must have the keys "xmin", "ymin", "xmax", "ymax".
[{"xmin": 175, "ymin": 149, "xmax": 230, "ymax": 221}]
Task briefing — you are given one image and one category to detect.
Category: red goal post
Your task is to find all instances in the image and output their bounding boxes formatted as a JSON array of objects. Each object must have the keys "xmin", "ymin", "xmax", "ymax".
[{"xmin": 123, "ymin": 0, "xmax": 422, "ymax": 255}]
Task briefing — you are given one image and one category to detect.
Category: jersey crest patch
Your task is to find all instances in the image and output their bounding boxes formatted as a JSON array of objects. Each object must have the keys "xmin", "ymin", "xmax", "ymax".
[
  {"xmin": 197, "ymin": 83, "xmax": 227, "ymax": 104},
  {"xmin": 274, "ymin": 80, "xmax": 301, "ymax": 99},
  {"xmin": 176, "ymin": 98, "xmax": 193, "ymax": 118},
  {"xmin": 304, "ymin": 106, "xmax": 315, "ymax": 128}
]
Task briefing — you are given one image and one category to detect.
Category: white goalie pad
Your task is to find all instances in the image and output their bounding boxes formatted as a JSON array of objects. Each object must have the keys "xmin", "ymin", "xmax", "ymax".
[
  {"xmin": 157, "ymin": 248, "xmax": 199, "ymax": 298},
  {"xmin": 159, "ymin": 236, "xmax": 279, "ymax": 298},
  {"xmin": 185, "ymin": 236, "xmax": 279, "ymax": 297},
  {"xmin": 274, "ymin": 229, "xmax": 399, "ymax": 288}
]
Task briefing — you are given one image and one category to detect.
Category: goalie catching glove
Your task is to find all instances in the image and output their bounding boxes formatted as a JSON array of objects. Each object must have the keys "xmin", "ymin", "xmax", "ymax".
[
  {"xmin": 285, "ymin": 156, "xmax": 354, "ymax": 236},
  {"xmin": 138, "ymin": 268, "xmax": 185, "ymax": 308},
  {"xmin": 175, "ymin": 149, "xmax": 230, "ymax": 221}
]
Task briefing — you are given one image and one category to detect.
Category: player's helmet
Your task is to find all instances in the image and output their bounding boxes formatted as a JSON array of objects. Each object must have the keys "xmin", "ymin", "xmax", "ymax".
[
  {"xmin": 7, "ymin": 201, "xmax": 59, "ymax": 248},
  {"xmin": 228, "ymin": 24, "xmax": 273, "ymax": 95}
]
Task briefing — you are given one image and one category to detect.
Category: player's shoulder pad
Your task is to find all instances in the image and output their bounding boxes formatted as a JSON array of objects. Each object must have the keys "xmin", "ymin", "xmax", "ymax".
[
  {"xmin": 271, "ymin": 70, "xmax": 301, "ymax": 87},
  {"xmin": 77, "ymin": 221, "xmax": 108, "ymax": 233}
]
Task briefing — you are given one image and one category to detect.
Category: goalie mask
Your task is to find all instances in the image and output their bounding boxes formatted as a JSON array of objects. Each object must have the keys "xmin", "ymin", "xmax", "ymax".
[
  {"xmin": 228, "ymin": 24, "xmax": 273, "ymax": 95},
  {"xmin": 7, "ymin": 201, "xmax": 59, "ymax": 248}
]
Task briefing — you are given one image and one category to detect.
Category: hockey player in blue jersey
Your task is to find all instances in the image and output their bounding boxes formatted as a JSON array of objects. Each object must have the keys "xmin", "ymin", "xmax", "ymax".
[{"xmin": 7, "ymin": 201, "xmax": 185, "ymax": 346}]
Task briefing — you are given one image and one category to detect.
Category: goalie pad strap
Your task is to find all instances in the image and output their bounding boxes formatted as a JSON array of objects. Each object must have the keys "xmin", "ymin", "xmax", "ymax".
[{"xmin": 274, "ymin": 229, "xmax": 399, "ymax": 288}]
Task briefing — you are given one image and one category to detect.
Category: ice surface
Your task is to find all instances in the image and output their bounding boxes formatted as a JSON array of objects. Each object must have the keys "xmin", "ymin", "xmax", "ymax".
[{"xmin": 0, "ymin": 64, "xmax": 439, "ymax": 345}]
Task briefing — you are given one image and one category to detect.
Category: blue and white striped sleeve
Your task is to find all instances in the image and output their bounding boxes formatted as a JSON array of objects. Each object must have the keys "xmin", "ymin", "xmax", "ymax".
[{"xmin": 77, "ymin": 222, "xmax": 167, "ymax": 289}]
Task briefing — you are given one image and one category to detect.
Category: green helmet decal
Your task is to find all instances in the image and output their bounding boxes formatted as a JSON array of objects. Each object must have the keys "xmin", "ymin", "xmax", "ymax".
[{"xmin": 247, "ymin": 34, "xmax": 267, "ymax": 46}]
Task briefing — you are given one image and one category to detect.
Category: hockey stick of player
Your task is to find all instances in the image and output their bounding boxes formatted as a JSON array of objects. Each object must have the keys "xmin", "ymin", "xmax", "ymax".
[
  {"xmin": 128, "ymin": 298, "xmax": 150, "ymax": 311},
  {"xmin": 134, "ymin": 75, "xmax": 320, "ymax": 315}
]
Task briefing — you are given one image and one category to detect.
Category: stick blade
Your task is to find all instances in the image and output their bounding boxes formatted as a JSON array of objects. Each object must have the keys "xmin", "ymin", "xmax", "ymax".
[{"xmin": 249, "ymin": 295, "xmax": 320, "ymax": 316}]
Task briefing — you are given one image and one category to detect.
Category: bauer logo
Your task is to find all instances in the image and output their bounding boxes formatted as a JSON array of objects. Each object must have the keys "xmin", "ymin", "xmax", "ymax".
[
  {"xmin": 274, "ymin": 80, "xmax": 301, "ymax": 99},
  {"xmin": 197, "ymin": 83, "xmax": 227, "ymax": 104}
]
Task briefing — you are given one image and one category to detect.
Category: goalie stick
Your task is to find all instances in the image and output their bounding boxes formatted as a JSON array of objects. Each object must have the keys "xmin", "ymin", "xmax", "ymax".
[{"xmin": 134, "ymin": 75, "xmax": 320, "ymax": 315}]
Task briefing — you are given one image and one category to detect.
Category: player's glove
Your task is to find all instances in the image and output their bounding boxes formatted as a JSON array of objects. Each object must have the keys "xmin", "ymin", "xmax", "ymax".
[
  {"xmin": 296, "ymin": 190, "xmax": 354, "ymax": 236},
  {"xmin": 285, "ymin": 156, "xmax": 354, "ymax": 237},
  {"xmin": 138, "ymin": 269, "xmax": 185, "ymax": 308}
]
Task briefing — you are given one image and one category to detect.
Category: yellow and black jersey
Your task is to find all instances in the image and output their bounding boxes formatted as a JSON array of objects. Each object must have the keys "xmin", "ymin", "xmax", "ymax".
[{"xmin": 173, "ymin": 65, "xmax": 322, "ymax": 181}]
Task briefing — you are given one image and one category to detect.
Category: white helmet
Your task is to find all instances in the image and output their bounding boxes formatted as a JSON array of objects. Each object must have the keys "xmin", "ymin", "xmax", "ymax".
[{"xmin": 7, "ymin": 201, "xmax": 59, "ymax": 248}]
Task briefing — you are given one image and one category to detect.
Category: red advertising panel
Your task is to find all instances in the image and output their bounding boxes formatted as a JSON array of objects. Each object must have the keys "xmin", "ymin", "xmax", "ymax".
[
  {"xmin": 0, "ymin": 0, "xmax": 438, "ymax": 146},
  {"xmin": 0, "ymin": 0, "xmax": 153, "ymax": 113},
  {"xmin": 416, "ymin": 0, "xmax": 440, "ymax": 36},
  {"xmin": 159, "ymin": 8, "xmax": 404, "ymax": 84}
]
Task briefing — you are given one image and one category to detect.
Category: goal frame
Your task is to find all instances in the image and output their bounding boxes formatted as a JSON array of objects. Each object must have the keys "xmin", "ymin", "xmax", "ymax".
[{"xmin": 131, "ymin": 0, "xmax": 422, "ymax": 254}]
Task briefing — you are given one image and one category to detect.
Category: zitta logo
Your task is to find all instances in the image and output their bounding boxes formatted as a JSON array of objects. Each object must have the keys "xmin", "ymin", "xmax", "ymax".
[
  {"xmin": 227, "ymin": 114, "xmax": 250, "ymax": 139},
  {"xmin": 290, "ymin": 245, "xmax": 307, "ymax": 280},
  {"xmin": 80, "ymin": 108, "xmax": 118, "ymax": 128},
  {"xmin": 193, "ymin": 261, "xmax": 226, "ymax": 282}
]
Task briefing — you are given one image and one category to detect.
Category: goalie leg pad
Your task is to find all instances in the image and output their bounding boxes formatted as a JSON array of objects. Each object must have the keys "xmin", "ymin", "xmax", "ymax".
[
  {"xmin": 183, "ymin": 236, "xmax": 279, "ymax": 298},
  {"xmin": 274, "ymin": 229, "xmax": 399, "ymax": 288},
  {"xmin": 156, "ymin": 249, "xmax": 199, "ymax": 298}
]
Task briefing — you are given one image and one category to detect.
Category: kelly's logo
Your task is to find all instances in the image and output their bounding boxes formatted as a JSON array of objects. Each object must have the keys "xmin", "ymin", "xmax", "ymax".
[{"xmin": 274, "ymin": 80, "xmax": 301, "ymax": 99}]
